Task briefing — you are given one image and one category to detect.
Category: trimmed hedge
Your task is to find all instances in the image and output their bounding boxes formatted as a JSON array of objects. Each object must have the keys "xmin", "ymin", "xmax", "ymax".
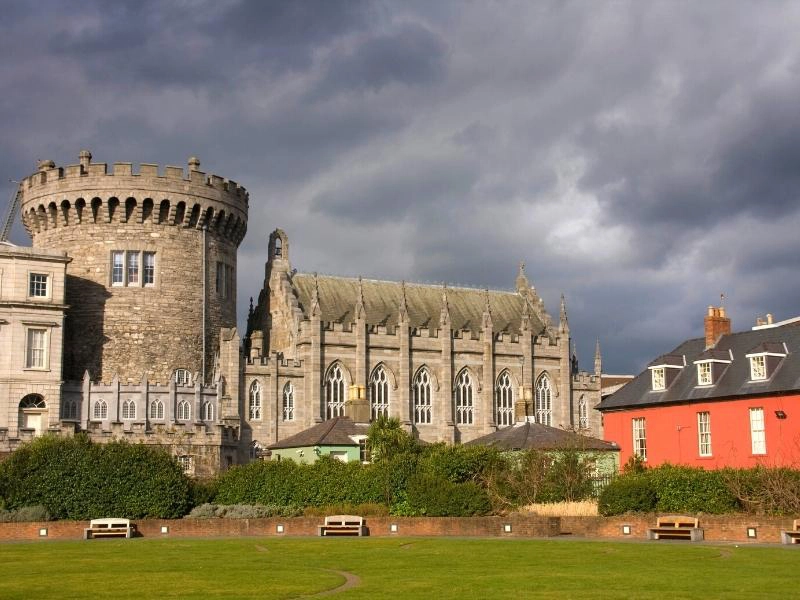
[
  {"xmin": 598, "ymin": 476, "xmax": 657, "ymax": 515},
  {"xmin": 0, "ymin": 435, "xmax": 190, "ymax": 519},
  {"xmin": 406, "ymin": 473, "xmax": 492, "ymax": 516}
]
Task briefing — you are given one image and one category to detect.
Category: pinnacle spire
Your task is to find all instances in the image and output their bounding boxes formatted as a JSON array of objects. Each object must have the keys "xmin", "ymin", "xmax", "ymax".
[
  {"xmin": 398, "ymin": 280, "xmax": 409, "ymax": 322},
  {"xmin": 516, "ymin": 260, "xmax": 529, "ymax": 293},
  {"xmin": 355, "ymin": 276, "xmax": 365, "ymax": 320},
  {"xmin": 310, "ymin": 272, "xmax": 321, "ymax": 317},
  {"xmin": 559, "ymin": 293, "xmax": 569, "ymax": 333},
  {"xmin": 594, "ymin": 339, "xmax": 602, "ymax": 376},
  {"xmin": 440, "ymin": 283, "xmax": 451, "ymax": 326},
  {"xmin": 482, "ymin": 288, "xmax": 493, "ymax": 329}
]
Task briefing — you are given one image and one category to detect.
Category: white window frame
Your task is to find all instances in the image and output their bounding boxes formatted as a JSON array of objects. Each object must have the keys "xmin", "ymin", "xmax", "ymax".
[
  {"xmin": 177, "ymin": 400, "xmax": 191, "ymax": 421},
  {"xmin": 25, "ymin": 327, "xmax": 48, "ymax": 370},
  {"xmin": 578, "ymin": 396, "xmax": 588, "ymax": 429},
  {"xmin": 454, "ymin": 370, "xmax": 473, "ymax": 425},
  {"xmin": 651, "ymin": 367, "xmax": 665, "ymax": 391},
  {"xmin": 202, "ymin": 401, "xmax": 214, "ymax": 421},
  {"xmin": 149, "ymin": 399, "xmax": 164, "ymax": 420},
  {"xmin": 177, "ymin": 455, "xmax": 194, "ymax": 475},
  {"xmin": 749, "ymin": 407, "xmax": 766, "ymax": 455},
  {"xmin": 92, "ymin": 399, "xmax": 108, "ymax": 421},
  {"xmin": 749, "ymin": 355, "xmax": 767, "ymax": 381},
  {"xmin": 121, "ymin": 399, "xmax": 136, "ymax": 420},
  {"xmin": 143, "ymin": 252, "xmax": 156, "ymax": 286},
  {"xmin": 282, "ymin": 382, "xmax": 294, "ymax": 421},
  {"xmin": 111, "ymin": 251, "xmax": 125, "ymax": 286},
  {"xmin": 62, "ymin": 399, "xmax": 78, "ymax": 420},
  {"xmin": 249, "ymin": 381, "xmax": 262, "ymax": 420},
  {"xmin": 325, "ymin": 364, "xmax": 346, "ymax": 419},
  {"xmin": 697, "ymin": 411, "xmax": 711, "ymax": 457},
  {"xmin": 495, "ymin": 371, "xmax": 514, "ymax": 427},
  {"xmin": 127, "ymin": 252, "xmax": 139, "ymax": 285},
  {"xmin": 413, "ymin": 368, "xmax": 433, "ymax": 425},
  {"xmin": 697, "ymin": 362, "xmax": 712, "ymax": 386},
  {"xmin": 369, "ymin": 365, "xmax": 390, "ymax": 420},
  {"xmin": 535, "ymin": 374, "xmax": 552, "ymax": 426},
  {"xmin": 174, "ymin": 369, "xmax": 191, "ymax": 386},
  {"xmin": 28, "ymin": 273, "xmax": 48, "ymax": 298},
  {"xmin": 632, "ymin": 417, "xmax": 647, "ymax": 460}
]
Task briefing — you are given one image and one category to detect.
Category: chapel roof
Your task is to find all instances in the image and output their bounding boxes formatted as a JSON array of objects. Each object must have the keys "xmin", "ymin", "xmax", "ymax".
[{"xmin": 291, "ymin": 273, "xmax": 548, "ymax": 334}]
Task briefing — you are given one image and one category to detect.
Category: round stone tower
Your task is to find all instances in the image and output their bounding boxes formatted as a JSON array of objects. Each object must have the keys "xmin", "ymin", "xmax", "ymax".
[{"xmin": 19, "ymin": 151, "xmax": 248, "ymax": 384}]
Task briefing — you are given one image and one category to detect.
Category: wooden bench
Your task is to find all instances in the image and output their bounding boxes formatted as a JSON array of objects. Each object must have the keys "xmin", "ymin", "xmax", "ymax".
[
  {"xmin": 781, "ymin": 519, "xmax": 800, "ymax": 545},
  {"xmin": 317, "ymin": 515, "xmax": 367, "ymax": 537},
  {"xmin": 83, "ymin": 518, "xmax": 135, "ymax": 539},
  {"xmin": 647, "ymin": 515, "xmax": 703, "ymax": 541}
]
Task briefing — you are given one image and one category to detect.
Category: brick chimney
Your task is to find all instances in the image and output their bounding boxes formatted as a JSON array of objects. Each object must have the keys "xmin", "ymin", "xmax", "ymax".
[{"xmin": 705, "ymin": 305, "xmax": 731, "ymax": 349}]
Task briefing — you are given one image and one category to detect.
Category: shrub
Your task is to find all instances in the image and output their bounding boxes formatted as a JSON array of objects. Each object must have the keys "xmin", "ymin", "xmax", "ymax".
[
  {"xmin": 420, "ymin": 444, "xmax": 504, "ymax": 484},
  {"xmin": 0, "ymin": 505, "xmax": 51, "ymax": 523},
  {"xmin": 648, "ymin": 465, "xmax": 737, "ymax": 514},
  {"xmin": 185, "ymin": 503, "xmax": 302, "ymax": 519},
  {"xmin": 722, "ymin": 467, "xmax": 800, "ymax": 515},
  {"xmin": 406, "ymin": 473, "xmax": 491, "ymax": 516},
  {"xmin": 598, "ymin": 476, "xmax": 656, "ymax": 516},
  {"xmin": 0, "ymin": 435, "xmax": 190, "ymax": 520},
  {"xmin": 188, "ymin": 479, "xmax": 218, "ymax": 508},
  {"xmin": 544, "ymin": 450, "xmax": 595, "ymax": 502},
  {"xmin": 303, "ymin": 502, "xmax": 389, "ymax": 517}
]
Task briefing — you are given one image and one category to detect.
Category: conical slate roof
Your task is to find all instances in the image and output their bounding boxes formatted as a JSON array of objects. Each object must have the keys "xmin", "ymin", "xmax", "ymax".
[{"xmin": 465, "ymin": 421, "xmax": 619, "ymax": 452}]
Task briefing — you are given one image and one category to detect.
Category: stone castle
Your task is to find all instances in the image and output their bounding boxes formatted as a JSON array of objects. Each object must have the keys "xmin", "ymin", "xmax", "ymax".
[{"xmin": 0, "ymin": 151, "xmax": 603, "ymax": 475}]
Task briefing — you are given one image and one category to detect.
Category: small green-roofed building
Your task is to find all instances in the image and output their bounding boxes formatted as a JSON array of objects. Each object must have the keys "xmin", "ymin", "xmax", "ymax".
[{"xmin": 266, "ymin": 417, "xmax": 369, "ymax": 464}]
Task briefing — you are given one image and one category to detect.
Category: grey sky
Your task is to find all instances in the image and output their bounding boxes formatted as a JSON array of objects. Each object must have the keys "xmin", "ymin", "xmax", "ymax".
[{"xmin": 3, "ymin": 0, "xmax": 799, "ymax": 374}]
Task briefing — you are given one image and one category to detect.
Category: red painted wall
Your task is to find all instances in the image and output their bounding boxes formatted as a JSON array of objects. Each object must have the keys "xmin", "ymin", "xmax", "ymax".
[{"xmin": 602, "ymin": 393, "xmax": 800, "ymax": 469}]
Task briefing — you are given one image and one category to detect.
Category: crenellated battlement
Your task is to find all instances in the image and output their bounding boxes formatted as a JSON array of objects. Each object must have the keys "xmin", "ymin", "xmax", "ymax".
[{"xmin": 19, "ymin": 151, "xmax": 248, "ymax": 246}]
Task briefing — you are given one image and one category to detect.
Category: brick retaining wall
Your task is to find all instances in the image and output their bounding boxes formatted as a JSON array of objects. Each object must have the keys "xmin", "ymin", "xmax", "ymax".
[{"xmin": 1, "ymin": 514, "xmax": 795, "ymax": 543}]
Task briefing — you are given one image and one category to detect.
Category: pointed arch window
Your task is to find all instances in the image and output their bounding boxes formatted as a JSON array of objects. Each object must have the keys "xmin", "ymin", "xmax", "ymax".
[
  {"xmin": 535, "ymin": 374, "xmax": 552, "ymax": 426},
  {"xmin": 369, "ymin": 365, "xmax": 390, "ymax": 420},
  {"xmin": 578, "ymin": 396, "xmax": 588, "ymax": 429},
  {"xmin": 283, "ymin": 382, "xmax": 295, "ymax": 421},
  {"xmin": 495, "ymin": 371, "xmax": 514, "ymax": 426},
  {"xmin": 177, "ymin": 400, "xmax": 191, "ymax": 421},
  {"xmin": 202, "ymin": 401, "xmax": 214, "ymax": 422},
  {"xmin": 413, "ymin": 368, "xmax": 433, "ymax": 424},
  {"xmin": 454, "ymin": 370, "xmax": 474, "ymax": 425},
  {"xmin": 92, "ymin": 399, "xmax": 108, "ymax": 420},
  {"xmin": 325, "ymin": 364, "xmax": 346, "ymax": 419},
  {"xmin": 249, "ymin": 381, "xmax": 262, "ymax": 421},
  {"xmin": 149, "ymin": 399, "xmax": 164, "ymax": 420},
  {"xmin": 121, "ymin": 399, "xmax": 136, "ymax": 420}
]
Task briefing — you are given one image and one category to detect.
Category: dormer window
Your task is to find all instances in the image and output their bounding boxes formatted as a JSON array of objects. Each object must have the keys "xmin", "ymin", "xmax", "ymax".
[
  {"xmin": 749, "ymin": 355, "xmax": 766, "ymax": 381},
  {"xmin": 647, "ymin": 354, "xmax": 684, "ymax": 391},
  {"xmin": 651, "ymin": 368, "xmax": 665, "ymax": 391},
  {"xmin": 697, "ymin": 362, "xmax": 712, "ymax": 386},
  {"xmin": 746, "ymin": 342, "xmax": 787, "ymax": 382}
]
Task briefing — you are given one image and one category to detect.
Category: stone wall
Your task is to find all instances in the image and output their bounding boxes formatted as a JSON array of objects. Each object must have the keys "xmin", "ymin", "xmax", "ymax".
[
  {"xmin": 18, "ymin": 152, "xmax": 247, "ymax": 384},
  {"xmin": 1, "ymin": 514, "xmax": 795, "ymax": 543}
]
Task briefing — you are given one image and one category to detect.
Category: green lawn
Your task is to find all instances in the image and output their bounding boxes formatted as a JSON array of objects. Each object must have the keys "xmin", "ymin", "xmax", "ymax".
[{"xmin": 0, "ymin": 537, "xmax": 795, "ymax": 599}]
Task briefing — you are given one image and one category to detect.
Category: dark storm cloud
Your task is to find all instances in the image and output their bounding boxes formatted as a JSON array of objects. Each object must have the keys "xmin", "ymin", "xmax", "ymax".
[{"xmin": 3, "ymin": 0, "xmax": 800, "ymax": 374}]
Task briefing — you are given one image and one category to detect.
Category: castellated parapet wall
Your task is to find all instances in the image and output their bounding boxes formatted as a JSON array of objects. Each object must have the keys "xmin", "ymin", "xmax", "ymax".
[{"xmin": 18, "ymin": 151, "xmax": 248, "ymax": 384}]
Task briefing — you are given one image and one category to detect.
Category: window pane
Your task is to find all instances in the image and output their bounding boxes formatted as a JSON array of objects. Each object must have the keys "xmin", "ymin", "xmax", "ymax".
[
  {"xmin": 127, "ymin": 252, "xmax": 139, "ymax": 285},
  {"xmin": 143, "ymin": 252, "xmax": 155, "ymax": 285},
  {"xmin": 29, "ymin": 273, "xmax": 48, "ymax": 297},
  {"xmin": 112, "ymin": 251, "xmax": 124, "ymax": 284},
  {"xmin": 26, "ymin": 328, "xmax": 46, "ymax": 368}
]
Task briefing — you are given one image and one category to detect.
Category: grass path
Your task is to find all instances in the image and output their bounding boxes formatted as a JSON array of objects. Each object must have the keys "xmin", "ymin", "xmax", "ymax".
[{"xmin": 0, "ymin": 537, "xmax": 795, "ymax": 599}]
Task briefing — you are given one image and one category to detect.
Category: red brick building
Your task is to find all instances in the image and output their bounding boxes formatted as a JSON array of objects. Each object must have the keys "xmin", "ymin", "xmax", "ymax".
[{"xmin": 598, "ymin": 308, "xmax": 800, "ymax": 469}]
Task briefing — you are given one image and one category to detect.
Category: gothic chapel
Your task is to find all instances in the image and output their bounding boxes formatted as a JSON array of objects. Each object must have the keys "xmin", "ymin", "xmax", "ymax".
[{"xmin": 242, "ymin": 229, "xmax": 602, "ymax": 454}]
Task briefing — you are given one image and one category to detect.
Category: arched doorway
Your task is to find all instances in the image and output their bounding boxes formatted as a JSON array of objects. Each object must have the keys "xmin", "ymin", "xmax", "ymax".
[{"xmin": 18, "ymin": 394, "xmax": 47, "ymax": 435}]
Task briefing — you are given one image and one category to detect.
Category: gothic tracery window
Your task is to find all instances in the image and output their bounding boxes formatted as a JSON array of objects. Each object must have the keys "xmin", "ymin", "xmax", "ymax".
[
  {"xmin": 202, "ymin": 401, "xmax": 214, "ymax": 421},
  {"xmin": 578, "ymin": 396, "xmax": 588, "ymax": 429},
  {"xmin": 92, "ymin": 399, "xmax": 108, "ymax": 420},
  {"xmin": 413, "ymin": 368, "xmax": 433, "ymax": 424},
  {"xmin": 149, "ymin": 399, "xmax": 164, "ymax": 420},
  {"xmin": 369, "ymin": 365, "xmax": 390, "ymax": 420},
  {"xmin": 535, "ymin": 374, "xmax": 552, "ymax": 426},
  {"xmin": 283, "ymin": 382, "xmax": 295, "ymax": 421},
  {"xmin": 495, "ymin": 371, "xmax": 514, "ymax": 426},
  {"xmin": 249, "ymin": 381, "xmax": 262, "ymax": 420},
  {"xmin": 121, "ymin": 399, "xmax": 136, "ymax": 420},
  {"xmin": 325, "ymin": 364, "xmax": 346, "ymax": 419},
  {"xmin": 454, "ymin": 369, "xmax": 473, "ymax": 425},
  {"xmin": 177, "ymin": 400, "xmax": 191, "ymax": 421}
]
